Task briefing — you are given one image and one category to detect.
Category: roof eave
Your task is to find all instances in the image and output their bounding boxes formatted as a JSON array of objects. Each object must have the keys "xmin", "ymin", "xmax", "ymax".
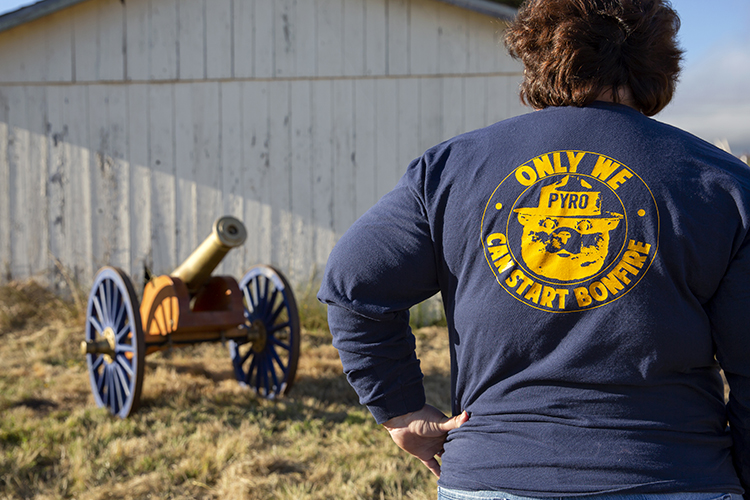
[
  {"xmin": 0, "ymin": 0, "xmax": 517, "ymax": 35},
  {"xmin": 437, "ymin": 0, "xmax": 517, "ymax": 20},
  {"xmin": 0, "ymin": 0, "xmax": 86, "ymax": 34}
]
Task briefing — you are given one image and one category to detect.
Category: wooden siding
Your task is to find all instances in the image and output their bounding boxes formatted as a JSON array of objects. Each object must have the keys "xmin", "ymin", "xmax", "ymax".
[
  {"xmin": 0, "ymin": 0, "xmax": 517, "ymax": 83},
  {"xmin": 0, "ymin": 0, "xmax": 525, "ymax": 293}
]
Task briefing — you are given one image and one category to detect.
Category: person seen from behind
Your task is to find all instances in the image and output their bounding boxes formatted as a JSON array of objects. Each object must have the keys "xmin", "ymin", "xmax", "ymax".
[{"xmin": 318, "ymin": 0, "xmax": 750, "ymax": 498}]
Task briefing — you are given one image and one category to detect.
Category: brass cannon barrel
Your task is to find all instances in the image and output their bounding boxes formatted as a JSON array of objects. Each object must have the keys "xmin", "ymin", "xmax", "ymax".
[{"xmin": 171, "ymin": 216, "xmax": 247, "ymax": 292}]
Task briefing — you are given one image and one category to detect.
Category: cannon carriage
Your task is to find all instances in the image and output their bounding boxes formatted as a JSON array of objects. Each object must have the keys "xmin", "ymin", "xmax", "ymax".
[{"xmin": 80, "ymin": 216, "xmax": 301, "ymax": 418}]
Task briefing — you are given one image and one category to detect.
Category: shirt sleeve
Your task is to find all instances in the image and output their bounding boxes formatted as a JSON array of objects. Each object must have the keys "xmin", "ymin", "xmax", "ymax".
[
  {"xmin": 706, "ymin": 234, "xmax": 750, "ymax": 498},
  {"xmin": 317, "ymin": 157, "xmax": 440, "ymax": 424}
]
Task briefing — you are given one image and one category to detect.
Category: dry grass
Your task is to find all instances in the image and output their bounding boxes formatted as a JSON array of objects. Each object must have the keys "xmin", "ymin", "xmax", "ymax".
[{"xmin": 0, "ymin": 280, "xmax": 451, "ymax": 500}]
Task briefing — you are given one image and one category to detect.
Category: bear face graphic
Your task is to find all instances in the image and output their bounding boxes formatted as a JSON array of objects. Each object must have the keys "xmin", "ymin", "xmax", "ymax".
[{"xmin": 514, "ymin": 175, "xmax": 623, "ymax": 282}]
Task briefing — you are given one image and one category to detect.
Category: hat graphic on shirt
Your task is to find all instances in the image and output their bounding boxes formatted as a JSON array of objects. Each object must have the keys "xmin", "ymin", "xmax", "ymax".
[{"xmin": 513, "ymin": 175, "xmax": 623, "ymax": 282}]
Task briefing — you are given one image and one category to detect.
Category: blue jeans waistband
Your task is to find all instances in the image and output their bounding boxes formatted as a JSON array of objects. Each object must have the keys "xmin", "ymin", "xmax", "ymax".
[{"xmin": 437, "ymin": 487, "xmax": 743, "ymax": 500}]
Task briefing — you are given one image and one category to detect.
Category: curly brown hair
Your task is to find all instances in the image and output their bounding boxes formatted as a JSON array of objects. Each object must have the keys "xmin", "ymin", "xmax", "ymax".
[{"xmin": 505, "ymin": 0, "xmax": 683, "ymax": 116}]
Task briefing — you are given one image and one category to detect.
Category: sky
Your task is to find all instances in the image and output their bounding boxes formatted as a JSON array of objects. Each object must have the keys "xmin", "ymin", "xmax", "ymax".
[
  {"xmin": 658, "ymin": 0, "xmax": 750, "ymax": 156},
  {"xmin": 0, "ymin": 0, "xmax": 748, "ymax": 155}
]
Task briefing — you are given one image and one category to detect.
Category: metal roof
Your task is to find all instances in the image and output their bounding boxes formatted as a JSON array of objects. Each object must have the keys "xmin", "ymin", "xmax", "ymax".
[{"xmin": 0, "ymin": 0, "xmax": 516, "ymax": 34}]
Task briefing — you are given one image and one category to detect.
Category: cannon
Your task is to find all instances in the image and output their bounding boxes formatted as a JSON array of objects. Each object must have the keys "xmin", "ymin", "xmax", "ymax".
[{"xmin": 80, "ymin": 216, "xmax": 300, "ymax": 418}]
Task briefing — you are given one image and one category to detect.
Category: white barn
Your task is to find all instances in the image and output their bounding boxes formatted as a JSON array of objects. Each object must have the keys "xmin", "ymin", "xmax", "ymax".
[{"xmin": 0, "ymin": 0, "xmax": 524, "ymax": 296}]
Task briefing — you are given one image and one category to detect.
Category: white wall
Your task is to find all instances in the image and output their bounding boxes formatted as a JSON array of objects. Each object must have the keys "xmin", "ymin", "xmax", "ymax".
[{"xmin": 0, "ymin": 0, "xmax": 525, "ymax": 294}]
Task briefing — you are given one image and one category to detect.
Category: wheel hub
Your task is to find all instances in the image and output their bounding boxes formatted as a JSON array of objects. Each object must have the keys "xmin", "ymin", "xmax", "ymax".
[
  {"xmin": 102, "ymin": 327, "xmax": 117, "ymax": 363},
  {"xmin": 251, "ymin": 319, "xmax": 267, "ymax": 353},
  {"xmin": 80, "ymin": 327, "xmax": 118, "ymax": 361}
]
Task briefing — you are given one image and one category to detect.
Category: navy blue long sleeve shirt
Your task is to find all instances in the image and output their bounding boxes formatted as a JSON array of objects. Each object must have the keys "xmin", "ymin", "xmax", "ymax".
[{"xmin": 318, "ymin": 103, "xmax": 750, "ymax": 497}]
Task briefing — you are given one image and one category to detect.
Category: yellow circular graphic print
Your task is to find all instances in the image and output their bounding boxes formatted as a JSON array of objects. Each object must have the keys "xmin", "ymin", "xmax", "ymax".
[{"xmin": 481, "ymin": 150, "xmax": 659, "ymax": 313}]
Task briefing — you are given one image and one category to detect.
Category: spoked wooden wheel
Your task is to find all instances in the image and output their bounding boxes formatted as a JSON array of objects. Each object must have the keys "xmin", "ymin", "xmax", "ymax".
[
  {"xmin": 229, "ymin": 265, "xmax": 301, "ymax": 398},
  {"xmin": 83, "ymin": 267, "xmax": 145, "ymax": 418}
]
